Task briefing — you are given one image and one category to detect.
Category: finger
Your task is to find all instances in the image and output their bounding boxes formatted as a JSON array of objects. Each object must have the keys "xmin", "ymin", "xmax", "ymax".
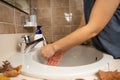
[
  {"xmin": 47, "ymin": 57, "xmax": 59, "ymax": 66},
  {"xmin": 47, "ymin": 58, "xmax": 55, "ymax": 65},
  {"xmin": 47, "ymin": 53, "xmax": 64, "ymax": 66},
  {"xmin": 47, "ymin": 59, "xmax": 58, "ymax": 66}
]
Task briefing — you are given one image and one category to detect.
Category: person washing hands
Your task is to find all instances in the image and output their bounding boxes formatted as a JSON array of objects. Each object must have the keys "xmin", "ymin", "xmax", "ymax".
[{"xmin": 41, "ymin": 0, "xmax": 120, "ymax": 66}]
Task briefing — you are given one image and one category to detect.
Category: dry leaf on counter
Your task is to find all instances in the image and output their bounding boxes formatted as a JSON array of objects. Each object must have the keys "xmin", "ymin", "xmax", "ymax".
[
  {"xmin": 0, "ymin": 60, "xmax": 13, "ymax": 73},
  {"xmin": 97, "ymin": 70, "xmax": 120, "ymax": 80},
  {"xmin": 3, "ymin": 65, "xmax": 22, "ymax": 77},
  {"xmin": 0, "ymin": 75, "xmax": 10, "ymax": 80},
  {"xmin": 0, "ymin": 60, "xmax": 22, "ymax": 77}
]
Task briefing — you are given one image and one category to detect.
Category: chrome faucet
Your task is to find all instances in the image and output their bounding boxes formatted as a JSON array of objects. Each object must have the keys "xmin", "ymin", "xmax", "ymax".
[{"xmin": 19, "ymin": 35, "xmax": 46, "ymax": 53}]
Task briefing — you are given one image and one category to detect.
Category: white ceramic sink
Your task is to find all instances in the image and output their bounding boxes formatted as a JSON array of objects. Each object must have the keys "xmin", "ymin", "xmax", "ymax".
[
  {"xmin": 33, "ymin": 46, "xmax": 103, "ymax": 67},
  {"xmin": 8, "ymin": 45, "xmax": 113, "ymax": 80}
]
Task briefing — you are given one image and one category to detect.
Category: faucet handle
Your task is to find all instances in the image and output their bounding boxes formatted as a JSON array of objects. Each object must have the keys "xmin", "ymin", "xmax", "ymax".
[
  {"xmin": 21, "ymin": 35, "xmax": 31, "ymax": 45},
  {"xmin": 17, "ymin": 42, "xmax": 26, "ymax": 53}
]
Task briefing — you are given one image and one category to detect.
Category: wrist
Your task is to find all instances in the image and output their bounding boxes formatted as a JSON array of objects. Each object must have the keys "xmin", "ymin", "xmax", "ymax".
[{"xmin": 51, "ymin": 43, "xmax": 63, "ymax": 53}]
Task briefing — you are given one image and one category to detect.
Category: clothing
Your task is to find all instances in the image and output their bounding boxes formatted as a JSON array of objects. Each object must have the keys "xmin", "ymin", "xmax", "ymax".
[{"xmin": 84, "ymin": 0, "xmax": 120, "ymax": 58}]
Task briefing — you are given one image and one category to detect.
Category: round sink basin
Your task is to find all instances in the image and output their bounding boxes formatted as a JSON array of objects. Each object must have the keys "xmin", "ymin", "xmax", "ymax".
[
  {"xmin": 33, "ymin": 46, "xmax": 103, "ymax": 67},
  {"xmin": 9, "ymin": 45, "xmax": 113, "ymax": 80}
]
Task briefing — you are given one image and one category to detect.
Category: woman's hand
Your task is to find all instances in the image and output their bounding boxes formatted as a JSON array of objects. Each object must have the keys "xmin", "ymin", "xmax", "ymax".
[
  {"xmin": 40, "ymin": 44, "xmax": 56, "ymax": 60},
  {"xmin": 40, "ymin": 44, "xmax": 64, "ymax": 66},
  {"xmin": 47, "ymin": 51, "xmax": 64, "ymax": 66}
]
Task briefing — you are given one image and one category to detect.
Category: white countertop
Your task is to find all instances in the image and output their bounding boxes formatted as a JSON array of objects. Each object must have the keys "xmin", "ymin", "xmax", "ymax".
[
  {"xmin": 9, "ymin": 59, "xmax": 120, "ymax": 80},
  {"xmin": 10, "ymin": 74, "xmax": 43, "ymax": 80},
  {"xmin": 0, "ymin": 34, "xmax": 120, "ymax": 80}
]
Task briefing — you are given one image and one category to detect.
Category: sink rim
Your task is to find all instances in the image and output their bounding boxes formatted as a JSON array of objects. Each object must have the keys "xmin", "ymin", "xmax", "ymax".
[
  {"xmin": 32, "ymin": 46, "xmax": 104, "ymax": 67},
  {"xmin": 8, "ymin": 46, "xmax": 113, "ymax": 79}
]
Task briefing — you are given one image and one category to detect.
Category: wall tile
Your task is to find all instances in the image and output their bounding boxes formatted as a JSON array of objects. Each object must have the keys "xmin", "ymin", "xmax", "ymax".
[
  {"xmin": 37, "ymin": 8, "xmax": 51, "ymax": 18},
  {"xmin": 15, "ymin": 10, "xmax": 28, "ymax": 26},
  {"xmin": 52, "ymin": 35, "xmax": 65, "ymax": 42},
  {"xmin": 15, "ymin": 25, "xmax": 34, "ymax": 33},
  {"xmin": 23, "ymin": 27, "xmax": 35, "ymax": 33},
  {"xmin": 15, "ymin": 25, "xmax": 25, "ymax": 33},
  {"xmin": 71, "ymin": 25, "xmax": 79, "ymax": 32},
  {"xmin": 0, "ymin": 0, "xmax": 83, "ymax": 42},
  {"xmin": 70, "ymin": 7, "xmax": 82, "ymax": 16},
  {"xmin": 69, "ymin": 0, "xmax": 83, "ymax": 8},
  {"xmin": 30, "ymin": 0, "xmax": 38, "ymax": 14},
  {"xmin": 0, "ymin": 2, "xmax": 14, "ymax": 23},
  {"xmin": 41, "ymin": 26, "xmax": 52, "ymax": 36},
  {"xmin": 51, "ymin": 0, "xmax": 69, "ymax": 7},
  {"xmin": 71, "ymin": 16, "xmax": 81, "ymax": 25},
  {"xmin": 52, "ymin": 7, "xmax": 69, "ymax": 17},
  {"xmin": 14, "ymin": 9, "xmax": 34, "ymax": 33},
  {"xmin": 0, "ymin": 1, "xmax": 34, "ymax": 34},
  {"xmin": 37, "ymin": 17, "xmax": 51, "ymax": 26},
  {"xmin": 37, "ymin": 0, "xmax": 50, "ymax": 8},
  {"xmin": 35, "ymin": 0, "xmax": 83, "ymax": 42},
  {"xmin": 0, "ymin": 23, "xmax": 15, "ymax": 34},
  {"xmin": 52, "ymin": 17, "xmax": 70, "ymax": 25},
  {"xmin": 44, "ymin": 36, "xmax": 53, "ymax": 43},
  {"xmin": 53, "ymin": 25, "xmax": 71, "ymax": 35}
]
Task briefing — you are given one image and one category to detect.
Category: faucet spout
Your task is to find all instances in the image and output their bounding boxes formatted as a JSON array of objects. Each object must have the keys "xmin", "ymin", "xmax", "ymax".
[
  {"xmin": 24, "ymin": 37, "xmax": 44, "ymax": 53},
  {"xmin": 22, "ymin": 35, "xmax": 46, "ymax": 53},
  {"xmin": 26, "ymin": 37, "xmax": 44, "ymax": 46}
]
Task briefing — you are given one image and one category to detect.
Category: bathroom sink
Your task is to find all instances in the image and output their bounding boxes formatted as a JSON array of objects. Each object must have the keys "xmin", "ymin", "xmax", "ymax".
[
  {"xmin": 33, "ymin": 46, "xmax": 103, "ymax": 67},
  {"xmin": 8, "ymin": 45, "xmax": 113, "ymax": 80}
]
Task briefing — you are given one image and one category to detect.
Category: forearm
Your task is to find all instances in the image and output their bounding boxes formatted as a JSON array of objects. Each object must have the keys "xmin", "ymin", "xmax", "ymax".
[
  {"xmin": 52, "ymin": 10, "xmax": 87, "ymax": 52},
  {"xmin": 52, "ymin": 24, "xmax": 96, "ymax": 52},
  {"xmin": 52, "ymin": 0, "xmax": 120, "ymax": 53}
]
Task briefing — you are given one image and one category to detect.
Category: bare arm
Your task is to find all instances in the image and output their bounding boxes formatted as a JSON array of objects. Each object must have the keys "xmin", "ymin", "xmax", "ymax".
[
  {"xmin": 41, "ymin": 0, "xmax": 120, "ymax": 60},
  {"xmin": 52, "ymin": 0, "xmax": 120, "ymax": 52}
]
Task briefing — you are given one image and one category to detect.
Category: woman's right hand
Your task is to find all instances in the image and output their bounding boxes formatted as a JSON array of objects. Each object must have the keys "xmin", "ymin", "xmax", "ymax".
[
  {"xmin": 40, "ymin": 44, "xmax": 56, "ymax": 60},
  {"xmin": 40, "ymin": 44, "xmax": 64, "ymax": 66}
]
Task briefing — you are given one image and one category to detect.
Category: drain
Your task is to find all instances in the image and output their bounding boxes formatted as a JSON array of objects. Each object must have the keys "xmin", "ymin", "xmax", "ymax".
[{"xmin": 95, "ymin": 57, "xmax": 98, "ymax": 61}]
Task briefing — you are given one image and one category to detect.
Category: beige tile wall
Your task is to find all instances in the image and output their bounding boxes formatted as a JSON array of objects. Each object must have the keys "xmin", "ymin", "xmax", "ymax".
[
  {"xmin": 0, "ymin": 0, "xmax": 83, "ymax": 43},
  {"xmin": 0, "ymin": 1, "xmax": 34, "ymax": 34},
  {"xmin": 37, "ymin": 0, "xmax": 83, "ymax": 43}
]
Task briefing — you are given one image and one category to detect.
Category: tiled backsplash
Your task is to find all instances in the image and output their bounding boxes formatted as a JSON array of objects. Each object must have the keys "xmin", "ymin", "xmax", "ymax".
[
  {"xmin": 0, "ymin": 0, "xmax": 83, "ymax": 43},
  {"xmin": 37, "ymin": 0, "xmax": 83, "ymax": 43},
  {"xmin": 0, "ymin": 1, "xmax": 34, "ymax": 34}
]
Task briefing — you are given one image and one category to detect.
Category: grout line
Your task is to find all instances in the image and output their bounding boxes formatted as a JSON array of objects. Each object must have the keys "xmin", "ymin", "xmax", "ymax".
[
  {"xmin": 50, "ymin": 0, "xmax": 54, "ymax": 42},
  {"xmin": 14, "ymin": 8, "xmax": 17, "ymax": 33},
  {"xmin": 0, "ymin": 22, "xmax": 15, "ymax": 25},
  {"xmin": 69, "ymin": 0, "xmax": 72, "ymax": 33}
]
